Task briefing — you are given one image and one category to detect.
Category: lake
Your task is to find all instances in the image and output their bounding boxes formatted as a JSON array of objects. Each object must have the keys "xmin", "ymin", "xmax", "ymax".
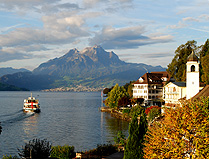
[{"xmin": 0, "ymin": 91, "xmax": 129, "ymax": 158}]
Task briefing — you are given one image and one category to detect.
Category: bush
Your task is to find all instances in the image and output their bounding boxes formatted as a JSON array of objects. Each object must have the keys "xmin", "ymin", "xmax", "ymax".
[
  {"xmin": 145, "ymin": 105, "xmax": 160, "ymax": 115},
  {"xmin": 2, "ymin": 155, "xmax": 19, "ymax": 159},
  {"xmin": 18, "ymin": 138, "xmax": 52, "ymax": 159},
  {"xmin": 129, "ymin": 105, "xmax": 144, "ymax": 117},
  {"xmin": 147, "ymin": 106, "xmax": 161, "ymax": 122},
  {"xmin": 50, "ymin": 145, "xmax": 75, "ymax": 159},
  {"xmin": 122, "ymin": 109, "xmax": 130, "ymax": 114},
  {"xmin": 114, "ymin": 131, "xmax": 126, "ymax": 146},
  {"xmin": 85, "ymin": 144, "xmax": 117, "ymax": 157}
]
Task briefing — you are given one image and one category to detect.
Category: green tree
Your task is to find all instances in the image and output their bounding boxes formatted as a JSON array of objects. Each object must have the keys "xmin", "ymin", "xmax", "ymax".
[
  {"xmin": 167, "ymin": 40, "xmax": 197, "ymax": 81},
  {"xmin": 50, "ymin": 145, "xmax": 75, "ymax": 159},
  {"xmin": 105, "ymin": 84, "xmax": 129, "ymax": 109},
  {"xmin": 124, "ymin": 81, "xmax": 135, "ymax": 98},
  {"xmin": 201, "ymin": 54, "xmax": 209, "ymax": 84},
  {"xmin": 114, "ymin": 131, "xmax": 126, "ymax": 146},
  {"xmin": 124, "ymin": 111, "xmax": 148, "ymax": 159},
  {"xmin": 18, "ymin": 139, "xmax": 51, "ymax": 159},
  {"xmin": 199, "ymin": 39, "xmax": 209, "ymax": 84},
  {"xmin": 199, "ymin": 39, "xmax": 209, "ymax": 59}
]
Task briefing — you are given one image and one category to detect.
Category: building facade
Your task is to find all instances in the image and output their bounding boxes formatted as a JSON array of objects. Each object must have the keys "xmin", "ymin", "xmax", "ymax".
[
  {"xmin": 164, "ymin": 82, "xmax": 186, "ymax": 105},
  {"xmin": 133, "ymin": 72, "xmax": 170, "ymax": 106}
]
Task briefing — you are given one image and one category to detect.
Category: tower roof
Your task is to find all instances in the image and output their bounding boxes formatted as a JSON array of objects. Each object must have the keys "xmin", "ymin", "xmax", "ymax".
[{"xmin": 187, "ymin": 50, "xmax": 198, "ymax": 62}]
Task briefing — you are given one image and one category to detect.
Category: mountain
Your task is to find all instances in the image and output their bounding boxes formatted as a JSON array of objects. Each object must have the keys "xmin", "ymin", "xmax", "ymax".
[
  {"xmin": 33, "ymin": 45, "xmax": 125, "ymax": 77},
  {"xmin": 0, "ymin": 45, "xmax": 166, "ymax": 90},
  {"xmin": 0, "ymin": 67, "xmax": 30, "ymax": 77},
  {"xmin": 0, "ymin": 82, "xmax": 29, "ymax": 91}
]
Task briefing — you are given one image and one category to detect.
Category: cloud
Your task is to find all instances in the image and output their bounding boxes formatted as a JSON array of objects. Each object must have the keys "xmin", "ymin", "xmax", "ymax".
[
  {"xmin": 0, "ymin": 23, "xmax": 25, "ymax": 33},
  {"xmin": 0, "ymin": 48, "xmax": 30, "ymax": 62},
  {"xmin": 183, "ymin": 17, "xmax": 199, "ymax": 22},
  {"xmin": 82, "ymin": 0, "xmax": 133, "ymax": 9},
  {"xmin": 168, "ymin": 21, "xmax": 187, "ymax": 29},
  {"xmin": 0, "ymin": 0, "xmax": 80, "ymax": 14},
  {"xmin": 89, "ymin": 25, "xmax": 173, "ymax": 49},
  {"xmin": 0, "ymin": 44, "xmax": 49, "ymax": 62},
  {"xmin": 0, "ymin": 10, "xmax": 97, "ymax": 48},
  {"xmin": 169, "ymin": 14, "xmax": 209, "ymax": 30}
]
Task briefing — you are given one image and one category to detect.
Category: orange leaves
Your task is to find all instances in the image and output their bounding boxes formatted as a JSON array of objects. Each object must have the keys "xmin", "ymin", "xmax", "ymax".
[{"xmin": 144, "ymin": 97, "xmax": 209, "ymax": 158}]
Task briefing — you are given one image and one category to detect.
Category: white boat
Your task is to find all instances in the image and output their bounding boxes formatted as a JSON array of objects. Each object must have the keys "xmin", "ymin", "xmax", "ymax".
[{"xmin": 23, "ymin": 93, "xmax": 40, "ymax": 113}]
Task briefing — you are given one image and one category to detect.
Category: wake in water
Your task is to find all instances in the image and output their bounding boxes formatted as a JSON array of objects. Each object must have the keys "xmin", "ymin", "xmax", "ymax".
[{"xmin": 0, "ymin": 110, "xmax": 35, "ymax": 126}]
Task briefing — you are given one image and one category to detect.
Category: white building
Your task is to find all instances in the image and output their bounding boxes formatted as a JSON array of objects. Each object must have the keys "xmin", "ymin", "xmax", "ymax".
[
  {"xmin": 133, "ymin": 71, "xmax": 170, "ymax": 106},
  {"xmin": 164, "ymin": 82, "xmax": 186, "ymax": 105},
  {"xmin": 164, "ymin": 51, "xmax": 203, "ymax": 106}
]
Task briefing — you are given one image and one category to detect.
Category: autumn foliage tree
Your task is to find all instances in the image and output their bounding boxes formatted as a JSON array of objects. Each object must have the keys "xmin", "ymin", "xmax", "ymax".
[{"xmin": 144, "ymin": 97, "xmax": 209, "ymax": 158}]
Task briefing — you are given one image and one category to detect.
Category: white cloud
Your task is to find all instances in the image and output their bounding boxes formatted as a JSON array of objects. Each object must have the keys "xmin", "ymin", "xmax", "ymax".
[
  {"xmin": 89, "ymin": 25, "xmax": 173, "ymax": 49},
  {"xmin": 183, "ymin": 17, "xmax": 199, "ymax": 22}
]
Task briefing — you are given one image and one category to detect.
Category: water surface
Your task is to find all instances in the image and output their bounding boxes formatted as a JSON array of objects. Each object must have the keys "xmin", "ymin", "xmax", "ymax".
[{"xmin": 0, "ymin": 91, "xmax": 129, "ymax": 157}]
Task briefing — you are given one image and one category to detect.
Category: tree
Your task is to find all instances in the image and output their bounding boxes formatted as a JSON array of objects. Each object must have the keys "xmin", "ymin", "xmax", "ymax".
[
  {"xmin": 50, "ymin": 145, "xmax": 75, "ymax": 159},
  {"xmin": 167, "ymin": 40, "xmax": 197, "ymax": 81},
  {"xmin": 118, "ymin": 96, "xmax": 130, "ymax": 107},
  {"xmin": 124, "ymin": 111, "xmax": 148, "ymax": 159},
  {"xmin": 123, "ymin": 81, "xmax": 135, "ymax": 98},
  {"xmin": 198, "ymin": 39, "xmax": 209, "ymax": 84},
  {"xmin": 144, "ymin": 97, "xmax": 209, "ymax": 158},
  {"xmin": 18, "ymin": 138, "xmax": 52, "ymax": 159},
  {"xmin": 105, "ymin": 84, "xmax": 129, "ymax": 109},
  {"xmin": 199, "ymin": 39, "xmax": 209, "ymax": 59},
  {"xmin": 201, "ymin": 54, "xmax": 209, "ymax": 84},
  {"xmin": 114, "ymin": 131, "xmax": 126, "ymax": 146},
  {"xmin": 145, "ymin": 106, "xmax": 161, "ymax": 122}
]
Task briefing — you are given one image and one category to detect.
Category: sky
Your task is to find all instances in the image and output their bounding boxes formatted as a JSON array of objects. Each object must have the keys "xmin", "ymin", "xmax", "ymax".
[{"xmin": 0, "ymin": 0, "xmax": 209, "ymax": 70}]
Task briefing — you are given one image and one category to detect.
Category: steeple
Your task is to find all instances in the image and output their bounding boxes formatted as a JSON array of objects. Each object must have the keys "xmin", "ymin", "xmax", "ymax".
[
  {"xmin": 186, "ymin": 50, "xmax": 200, "ymax": 99},
  {"xmin": 187, "ymin": 50, "xmax": 198, "ymax": 62}
]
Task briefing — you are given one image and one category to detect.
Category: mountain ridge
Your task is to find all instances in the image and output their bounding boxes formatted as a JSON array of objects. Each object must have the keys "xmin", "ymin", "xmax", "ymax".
[{"xmin": 0, "ymin": 45, "xmax": 166, "ymax": 90}]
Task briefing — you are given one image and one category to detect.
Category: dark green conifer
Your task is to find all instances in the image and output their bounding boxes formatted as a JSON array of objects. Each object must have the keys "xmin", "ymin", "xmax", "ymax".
[{"xmin": 124, "ymin": 111, "xmax": 148, "ymax": 159}]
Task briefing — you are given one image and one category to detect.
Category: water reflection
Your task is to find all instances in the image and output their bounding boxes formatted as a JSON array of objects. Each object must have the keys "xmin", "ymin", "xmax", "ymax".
[
  {"xmin": 22, "ymin": 113, "xmax": 40, "ymax": 140},
  {"xmin": 101, "ymin": 112, "xmax": 129, "ymax": 142}
]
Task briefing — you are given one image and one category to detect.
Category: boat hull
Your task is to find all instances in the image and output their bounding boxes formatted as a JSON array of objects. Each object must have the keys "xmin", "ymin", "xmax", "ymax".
[{"xmin": 23, "ymin": 108, "xmax": 41, "ymax": 113}]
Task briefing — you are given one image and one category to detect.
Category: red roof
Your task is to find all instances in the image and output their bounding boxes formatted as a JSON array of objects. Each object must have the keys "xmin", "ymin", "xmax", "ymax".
[{"xmin": 133, "ymin": 71, "xmax": 170, "ymax": 85}]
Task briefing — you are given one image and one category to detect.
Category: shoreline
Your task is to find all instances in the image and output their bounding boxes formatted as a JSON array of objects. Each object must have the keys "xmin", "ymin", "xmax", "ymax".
[{"xmin": 100, "ymin": 107, "xmax": 131, "ymax": 122}]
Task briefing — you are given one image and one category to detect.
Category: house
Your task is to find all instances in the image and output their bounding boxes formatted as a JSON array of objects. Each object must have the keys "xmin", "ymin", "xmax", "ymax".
[
  {"xmin": 133, "ymin": 71, "xmax": 170, "ymax": 106},
  {"xmin": 164, "ymin": 82, "xmax": 186, "ymax": 106}
]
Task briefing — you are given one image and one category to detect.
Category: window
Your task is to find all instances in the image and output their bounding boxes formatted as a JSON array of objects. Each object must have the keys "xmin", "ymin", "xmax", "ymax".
[{"xmin": 191, "ymin": 65, "xmax": 195, "ymax": 72}]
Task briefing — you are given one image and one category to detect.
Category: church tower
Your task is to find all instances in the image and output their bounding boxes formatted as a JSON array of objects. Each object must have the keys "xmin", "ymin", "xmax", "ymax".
[{"xmin": 186, "ymin": 51, "xmax": 199, "ymax": 99}]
